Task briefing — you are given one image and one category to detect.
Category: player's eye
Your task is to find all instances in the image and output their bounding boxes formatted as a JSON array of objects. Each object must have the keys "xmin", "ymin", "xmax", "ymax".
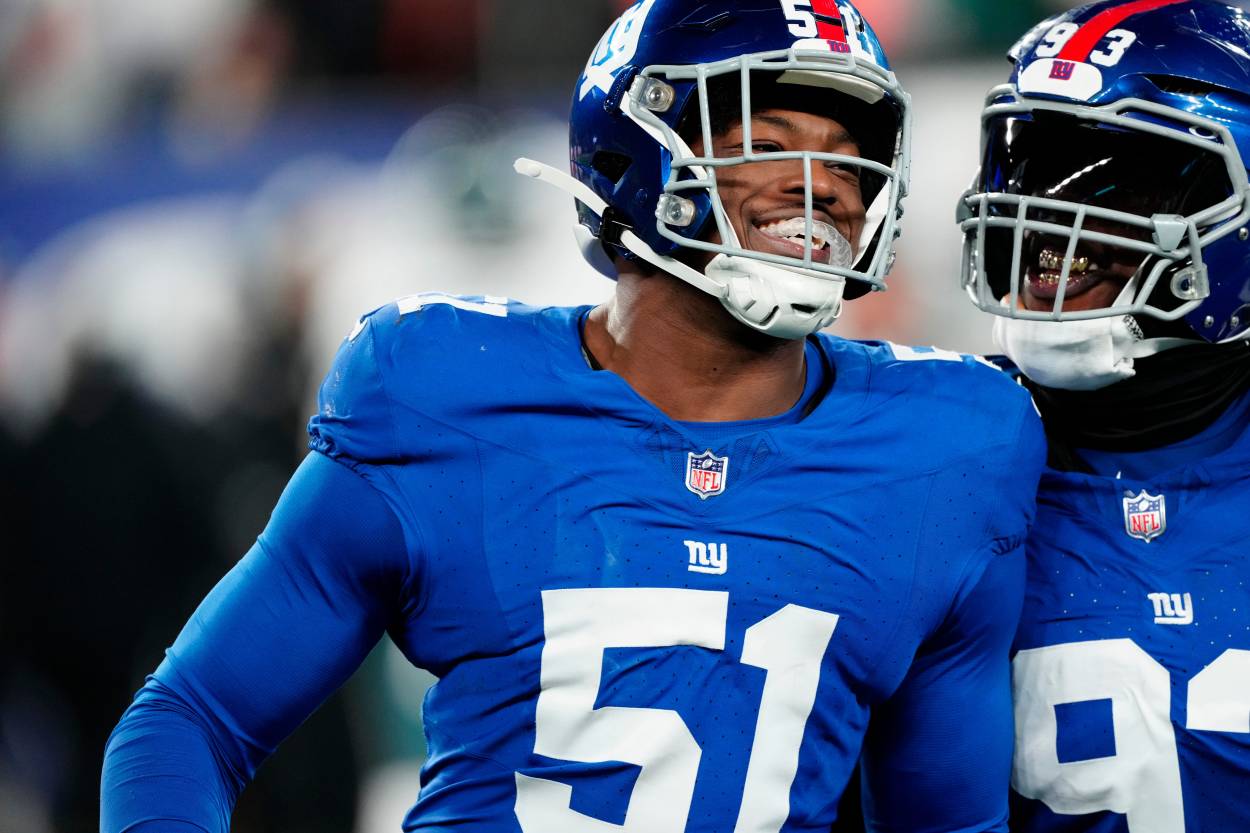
[{"xmin": 826, "ymin": 161, "xmax": 860, "ymax": 181}]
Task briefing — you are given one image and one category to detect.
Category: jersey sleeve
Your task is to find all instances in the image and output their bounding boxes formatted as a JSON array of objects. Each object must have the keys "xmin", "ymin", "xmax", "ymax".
[
  {"xmin": 858, "ymin": 541, "xmax": 1027, "ymax": 833},
  {"xmin": 855, "ymin": 385, "xmax": 1041, "ymax": 833},
  {"xmin": 100, "ymin": 451, "xmax": 415, "ymax": 833},
  {"xmin": 308, "ymin": 307, "xmax": 400, "ymax": 464}
]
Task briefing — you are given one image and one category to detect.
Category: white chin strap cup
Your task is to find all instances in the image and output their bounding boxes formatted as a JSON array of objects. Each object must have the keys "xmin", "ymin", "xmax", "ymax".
[
  {"xmin": 514, "ymin": 157, "xmax": 845, "ymax": 340},
  {"xmin": 993, "ymin": 279, "xmax": 1197, "ymax": 391}
]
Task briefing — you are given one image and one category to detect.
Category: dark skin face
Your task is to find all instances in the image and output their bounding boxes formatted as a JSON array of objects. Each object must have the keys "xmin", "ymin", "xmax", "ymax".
[
  {"xmin": 1011, "ymin": 124, "xmax": 1226, "ymax": 314},
  {"xmin": 582, "ymin": 106, "xmax": 869, "ymax": 422},
  {"xmin": 694, "ymin": 108, "xmax": 867, "ymax": 266},
  {"xmin": 1019, "ymin": 225, "xmax": 1145, "ymax": 313}
]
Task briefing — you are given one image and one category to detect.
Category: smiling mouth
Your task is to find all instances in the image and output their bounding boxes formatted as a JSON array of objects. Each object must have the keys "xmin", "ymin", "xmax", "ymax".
[
  {"xmin": 1025, "ymin": 246, "xmax": 1106, "ymax": 300},
  {"xmin": 755, "ymin": 217, "xmax": 836, "ymax": 264}
]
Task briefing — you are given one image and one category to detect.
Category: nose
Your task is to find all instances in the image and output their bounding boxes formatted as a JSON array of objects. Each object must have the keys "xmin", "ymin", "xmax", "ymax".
[{"xmin": 780, "ymin": 155, "xmax": 843, "ymax": 206}]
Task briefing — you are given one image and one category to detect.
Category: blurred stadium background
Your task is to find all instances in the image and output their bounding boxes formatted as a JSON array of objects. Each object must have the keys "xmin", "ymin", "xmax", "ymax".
[{"xmin": 0, "ymin": 1, "xmax": 1106, "ymax": 831}]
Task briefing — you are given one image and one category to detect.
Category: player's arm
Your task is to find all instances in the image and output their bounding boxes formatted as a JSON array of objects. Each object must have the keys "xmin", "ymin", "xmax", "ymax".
[
  {"xmin": 859, "ymin": 542, "xmax": 1026, "ymax": 833},
  {"xmin": 101, "ymin": 450, "xmax": 417, "ymax": 833}
]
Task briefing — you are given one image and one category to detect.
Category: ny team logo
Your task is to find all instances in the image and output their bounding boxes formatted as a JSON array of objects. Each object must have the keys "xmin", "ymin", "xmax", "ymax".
[
  {"xmin": 686, "ymin": 450, "xmax": 729, "ymax": 499},
  {"xmin": 1123, "ymin": 489, "xmax": 1166, "ymax": 543},
  {"xmin": 1048, "ymin": 60, "xmax": 1075, "ymax": 80},
  {"xmin": 685, "ymin": 540, "xmax": 728, "ymax": 575},
  {"xmin": 1148, "ymin": 591, "xmax": 1192, "ymax": 625}
]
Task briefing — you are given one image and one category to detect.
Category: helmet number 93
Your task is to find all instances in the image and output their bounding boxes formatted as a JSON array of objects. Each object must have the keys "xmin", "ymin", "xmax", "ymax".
[{"xmin": 1033, "ymin": 23, "xmax": 1138, "ymax": 67}]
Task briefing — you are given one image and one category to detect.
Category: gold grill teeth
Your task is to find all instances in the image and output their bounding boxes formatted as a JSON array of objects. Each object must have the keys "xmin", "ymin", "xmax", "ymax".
[{"xmin": 1037, "ymin": 250, "xmax": 1092, "ymax": 274}]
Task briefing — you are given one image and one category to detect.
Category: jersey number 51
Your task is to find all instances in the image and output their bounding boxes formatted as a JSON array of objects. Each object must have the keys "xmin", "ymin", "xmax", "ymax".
[{"xmin": 515, "ymin": 587, "xmax": 838, "ymax": 833}]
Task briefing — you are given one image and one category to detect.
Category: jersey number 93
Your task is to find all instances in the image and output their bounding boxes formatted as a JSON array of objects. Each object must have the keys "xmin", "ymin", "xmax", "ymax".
[{"xmin": 1014, "ymin": 639, "xmax": 1250, "ymax": 833}]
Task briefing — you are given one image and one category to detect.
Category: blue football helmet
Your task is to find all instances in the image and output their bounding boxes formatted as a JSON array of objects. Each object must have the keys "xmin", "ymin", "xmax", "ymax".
[
  {"xmin": 515, "ymin": 0, "xmax": 911, "ymax": 339},
  {"xmin": 959, "ymin": 0, "xmax": 1250, "ymax": 345}
]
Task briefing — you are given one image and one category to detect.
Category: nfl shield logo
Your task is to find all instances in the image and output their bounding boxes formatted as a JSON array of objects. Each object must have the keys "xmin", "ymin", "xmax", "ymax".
[
  {"xmin": 1123, "ymin": 490, "xmax": 1166, "ymax": 543},
  {"xmin": 685, "ymin": 450, "xmax": 729, "ymax": 500}
]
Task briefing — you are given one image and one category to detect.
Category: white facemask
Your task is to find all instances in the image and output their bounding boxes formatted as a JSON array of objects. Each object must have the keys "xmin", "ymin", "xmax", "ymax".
[{"xmin": 516, "ymin": 156, "xmax": 854, "ymax": 339}]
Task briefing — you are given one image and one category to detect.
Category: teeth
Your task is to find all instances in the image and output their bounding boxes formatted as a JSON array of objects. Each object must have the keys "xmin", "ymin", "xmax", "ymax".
[
  {"xmin": 1038, "ymin": 248, "xmax": 1091, "ymax": 274},
  {"xmin": 758, "ymin": 217, "xmax": 835, "ymax": 250}
]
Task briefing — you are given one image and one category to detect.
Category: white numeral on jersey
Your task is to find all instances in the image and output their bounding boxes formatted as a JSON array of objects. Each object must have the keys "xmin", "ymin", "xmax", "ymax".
[
  {"xmin": 735, "ymin": 605, "xmax": 839, "ymax": 833},
  {"xmin": 1188, "ymin": 648, "xmax": 1250, "ymax": 733},
  {"xmin": 888, "ymin": 342, "xmax": 1001, "ymax": 371},
  {"xmin": 396, "ymin": 293, "xmax": 508, "ymax": 317},
  {"xmin": 515, "ymin": 588, "xmax": 838, "ymax": 833},
  {"xmin": 1013, "ymin": 640, "xmax": 1182, "ymax": 833},
  {"xmin": 1014, "ymin": 640, "xmax": 1250, "ymax": 832},
  {"xmin": 516, "ymin": 589, "xmax": 723, "ymax": 832}
]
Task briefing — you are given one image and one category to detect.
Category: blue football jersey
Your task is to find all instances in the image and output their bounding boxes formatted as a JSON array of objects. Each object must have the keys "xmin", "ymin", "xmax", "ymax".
[
  {"xmin": 102, "ymin": 294, "xmax": 1045, "ymax": 833},
  {"xmin": 1010, "ymin": 402, "xmax": 1250, "ymax": 833}
]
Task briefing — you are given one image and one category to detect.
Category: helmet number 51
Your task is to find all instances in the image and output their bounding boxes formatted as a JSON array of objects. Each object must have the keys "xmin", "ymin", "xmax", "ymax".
[{"xmin": 781, "ymin": 0, "xmax": 820, "ymax": 37}]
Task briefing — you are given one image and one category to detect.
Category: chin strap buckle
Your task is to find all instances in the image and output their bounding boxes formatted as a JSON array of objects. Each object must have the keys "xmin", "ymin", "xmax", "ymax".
[
  {"xmin": 1171, "ymin": 265, "xmax": 1209, "ymax": 301},
  {"xmin": 598, "ymin": 207, "xmax": 632, "ymax": 247}
]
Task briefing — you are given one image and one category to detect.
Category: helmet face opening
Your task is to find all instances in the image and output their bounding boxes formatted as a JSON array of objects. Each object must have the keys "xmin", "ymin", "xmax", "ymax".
[
  {"xmin": 971, "ymin": 110, "xmax": 1236, "ymax": 317},
  {"xmin": 986, "ymin": 113, "xmax": 1231, "ymax": 222},
  {"xmin": 633, "ymin": 48, "xmax": 908, "ymax": 293},
  {"xmin": 676, "ymin": 72, "xmax": 900, "ymax": 209},
  {"xmin": 961, "ymin": 92, "xmax": 1250, "ymax": 327}
]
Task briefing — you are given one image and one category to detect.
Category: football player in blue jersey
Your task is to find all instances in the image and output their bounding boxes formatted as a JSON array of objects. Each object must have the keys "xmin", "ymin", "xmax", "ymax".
[
  {"xmin": 958, "ymin": 1, "xmax": 1250, "ymax": 830},
  {"xmin": 102, "ymin": 2, "xmax": 1046, "ymax": 831}
]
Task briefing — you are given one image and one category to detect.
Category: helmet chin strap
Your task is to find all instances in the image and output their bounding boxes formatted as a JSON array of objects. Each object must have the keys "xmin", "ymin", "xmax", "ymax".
[
  {"xmin": 515, "ymin": 157, "xmax": 845, "ymax": 339},
  {"xmin": 856, "ymin": 184, "xmax": 889, "ymax": 268},
  {"xmin": 515, "ymin": 158, "xmax": 722, "ymax": 296},
  {"xmin": 995, "ymin": 272, "xmax": 1198, "ymax": 391}
]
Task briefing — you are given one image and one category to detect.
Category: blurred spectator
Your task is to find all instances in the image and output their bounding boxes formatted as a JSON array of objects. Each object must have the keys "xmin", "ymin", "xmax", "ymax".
[
  {"xmin": 949, "ymin": 0, "xmax": 1062, "ymax": 54},
  {"xmin": 0, "ymin": 209, "xmax": 361, "ymax": 830},
  {"xmin": 378, "ymin": 0, "xmax": 483, "ymax": 83},
  {"xmin": 1, "ymin": 0, "xmax": 263, "ymax": 167},
  {"xmin": 478, "ymin": 1, "xmax": 618, "ymax": 94},
  {"xmin": 2, "ymin": 358, "xmax": 210, "ymax": 831}
]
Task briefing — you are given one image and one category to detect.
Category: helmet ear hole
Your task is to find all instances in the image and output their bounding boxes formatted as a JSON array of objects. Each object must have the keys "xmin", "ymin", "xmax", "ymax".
[{"xmin": 591, "ymin": 151, "xmax": 632, "ymax": 184}]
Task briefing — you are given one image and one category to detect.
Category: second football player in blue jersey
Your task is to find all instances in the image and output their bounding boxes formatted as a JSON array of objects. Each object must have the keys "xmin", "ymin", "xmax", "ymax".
[
  {"xmin": 959, "ymin": 1, "xmax": 1250, "ymax": 830},
  {"xmin": 102, "ymin": 2, "xmax": 1045, "ymax": 831}
]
